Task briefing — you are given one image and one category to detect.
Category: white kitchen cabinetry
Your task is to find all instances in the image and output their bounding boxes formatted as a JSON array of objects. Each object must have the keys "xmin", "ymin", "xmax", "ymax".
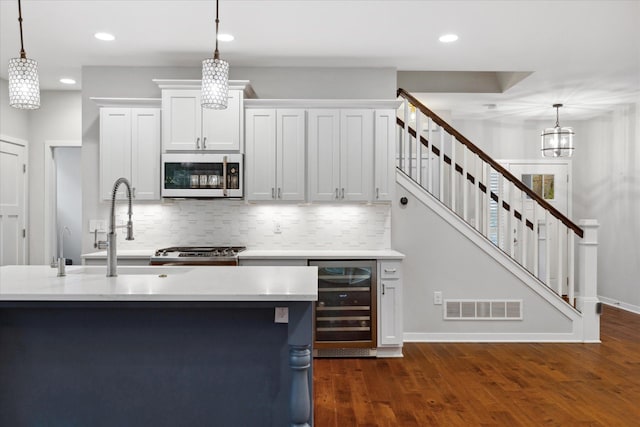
[
  {"xmin": 96, "ymin": 100, "xmax": 161, "ymax": 201},
  {"xmin": 245, "ymin": 109, "xmax": 306, "ymax": 201},
  {"xmin": 374, "ymin": 109, "xmax": 396, "ymax": 202},
  {"xmin": 308, "ymin": 109, "xmax": 373, "ymax": 202},
  {"xmin": 155, "ymin": 80, "xmax": 254, "ymax": 152},
  {"xmin": 378, "ymin": 260, "xmax": 403, "ymax": 347}
]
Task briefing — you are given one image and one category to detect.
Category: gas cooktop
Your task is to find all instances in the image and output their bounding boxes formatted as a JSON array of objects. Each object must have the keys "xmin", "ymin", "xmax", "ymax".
[{"xmin": 150, "ymin": 246, "xmax": 246, "ymax": 265}]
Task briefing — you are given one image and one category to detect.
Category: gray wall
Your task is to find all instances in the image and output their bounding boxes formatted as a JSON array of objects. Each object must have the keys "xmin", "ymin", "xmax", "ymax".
[
  {"xmin": 27, "ymin": 91, "xmax": 82, "ymax": 264},
  {"xmin": 572, "ymin": 102, "xmax": 640, "ymax": 311},
  {"xmin": 0, "ymin": 78, "xmax": 29, "ymax": 141},
  {"xmin": 392, "ymin": 183, "xmax": 574, "ymax": 337},
  {"xmin": 81, "ymin": 65, "xmax": 397, "ymax": 254}
]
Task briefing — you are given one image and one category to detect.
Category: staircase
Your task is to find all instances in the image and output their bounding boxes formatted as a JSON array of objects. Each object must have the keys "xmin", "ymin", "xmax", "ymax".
[{"xmin": 395, "ymin": 89, "xmax": 584, "ymax": 309}]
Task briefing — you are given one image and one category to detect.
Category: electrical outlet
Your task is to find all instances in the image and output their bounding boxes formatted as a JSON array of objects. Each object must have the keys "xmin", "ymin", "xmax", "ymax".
[
  {"xmin": 434, "ymin": 291, "xmax": 443, "ymax": 305},
  {"xmin": 273, "ymin": 221, "xmax": 282, "ymax": 234},
  {"xmin": 274, "ymin": 307, "xmax": 288, "ymax": 323}
]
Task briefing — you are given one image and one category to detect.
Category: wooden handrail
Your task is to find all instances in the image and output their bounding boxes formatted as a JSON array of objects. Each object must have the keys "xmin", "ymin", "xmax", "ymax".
[
  {"xmin": 397, "ymin": 88, "xmax": 583, "ymax": 239},
  {"xmin": 397, "ymin": 117, "xmax": 534, "ymax": 230}
]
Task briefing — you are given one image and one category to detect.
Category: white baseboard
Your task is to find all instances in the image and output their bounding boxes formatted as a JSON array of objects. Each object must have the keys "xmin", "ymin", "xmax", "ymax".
[
  {"xmin": 376, "ymin": 347, "xmax": 403, "ymax": 358},
  {"xmin": 599, "ymin": 296, "xmax": 640, "ymax": 315},
  {"xmin": 403, "ymin": 332, "xmax": 595, "ymax": 343}
]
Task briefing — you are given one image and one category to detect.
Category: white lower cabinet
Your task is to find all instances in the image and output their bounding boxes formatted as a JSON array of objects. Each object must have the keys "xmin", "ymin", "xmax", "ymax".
[
  {"xmin": 378, "ymin": 261, "xmax": 403, "ymax": 347},
  {"xmin": 245, "ymin": 109, "xmax": 306, "ymax": 201},
  {"xmin": 99, "ymin": 106, "xmax": 160, "ymax": 201}
]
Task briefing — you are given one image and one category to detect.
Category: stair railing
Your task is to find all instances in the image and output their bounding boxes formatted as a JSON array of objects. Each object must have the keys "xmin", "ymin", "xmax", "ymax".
[{"xmin": 397, "ymin": 88, "xmax": 583, "ymax": 307}]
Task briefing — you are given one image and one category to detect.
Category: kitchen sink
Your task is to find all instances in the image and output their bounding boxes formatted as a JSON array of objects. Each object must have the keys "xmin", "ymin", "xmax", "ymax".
[{"xmin": 66, "ymin": 266, "xmax": 193, "ymax": 276}]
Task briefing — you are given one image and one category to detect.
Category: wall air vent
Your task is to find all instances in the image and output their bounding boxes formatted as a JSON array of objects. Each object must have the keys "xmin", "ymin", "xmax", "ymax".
[{"xmin": 444, "ymin": 300, "xmax": 523, "ymax": 320}]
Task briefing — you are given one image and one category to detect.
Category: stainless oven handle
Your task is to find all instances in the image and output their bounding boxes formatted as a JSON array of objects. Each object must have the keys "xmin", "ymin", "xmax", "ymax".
[{"xmin": 223, "ymin": 155, "xmax": 228, "ymax": 197}]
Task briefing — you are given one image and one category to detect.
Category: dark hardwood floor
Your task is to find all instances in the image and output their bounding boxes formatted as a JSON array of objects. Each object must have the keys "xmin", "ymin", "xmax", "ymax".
[{"xmin": 314, "ymin": 305, "xmax": 640, "ymax": 426}]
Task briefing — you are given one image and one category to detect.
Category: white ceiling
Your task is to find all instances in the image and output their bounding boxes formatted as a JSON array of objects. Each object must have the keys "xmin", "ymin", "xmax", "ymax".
[{"xmin": 1, "ymin": 0, "xmax": 639, "ymax": 120}]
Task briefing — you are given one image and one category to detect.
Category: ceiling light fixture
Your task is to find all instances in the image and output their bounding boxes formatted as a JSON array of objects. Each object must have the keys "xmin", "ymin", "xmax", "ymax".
[
  {"xmin": 8, "ymin": 0, "xmax": 40, "ymax": 109},
  {"xmin": 217, "ymin": 33, "xmax": 234, "ymax": 42},
  {"xmin": 201, "ymin": 0, "xmax": 229, "ymax": 109},
  {"xmin": 439, "ymin": 34, "xmax": 459, "ymax": 43},
  {"xmin": 60, "ymin": 78, "xmax": 76, "ymax": 85},
  {"xmin": 541, "ymin": 104, "xmax": 574, "ymax": 157},
  {"xmin": 94, "ymin": 32, "xmax": 115, "ymax": 41}
]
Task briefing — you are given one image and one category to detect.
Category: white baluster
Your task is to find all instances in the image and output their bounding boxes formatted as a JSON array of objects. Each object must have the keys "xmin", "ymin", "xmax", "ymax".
[
  {"xmin": 533, "ymin": 203, "xmax": 539, "ymax": 278},
  {"xmin": 475, "ymin": 154, "xmax": 481, "ymax": 231},
  {"xmin": 427, "ymin": 118, "xmax": 433, "ymax": 194},
  {"xmin": 568, "ymin": 229, "xmax": 575, "ymax": 306},
  {"xmin": 451, "ymin": 135, "xmax": 456, "ymax": 212},
  {"xmin": 415, "ymin": 110, "xmax": 422, "ymax": 185},
  {"xmin": 557, "ymin": 219, "xmax": 563, "ymax": 296},
  {"xmin": 484, "ymin": 163, "xmax": 490, "ymax": 238},
  {"xmin": 462, "ymin": 147, "xmax": 468, "ymax": 222},
  {"xmin": 509, "ymin": 182, "xmax": 515, "ymax": 259},
  {"xmin": 403, "ymin": 100, "xmax": 410, "ymax": 176},
  {"xmin": 521, "ymin": 188, "xmax": 528, "ymax": 270},
  {"xmin": 545, "ymin": 211, "xmax": 551, "ymax": 288},
  {"xmin": 439, "ymin": 125, "xmax": 445, "ymax": 201},
  {"xmin": 497, "ymin": 176, "xmax": 503, "ymax": 250}
]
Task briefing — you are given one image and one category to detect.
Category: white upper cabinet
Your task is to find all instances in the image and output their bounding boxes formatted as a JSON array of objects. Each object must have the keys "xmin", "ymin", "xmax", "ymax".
[
  {"xmin": 308, "ymin": 109, "xmax": 373, "ymax": 202},
  {"xmin": 245, "ymin": 108, "xmax": 306, "ymax": 201},
  {"xmin": 374, "ymin": 109, "xmax": 396, "ymax": 202},
  {"xmin": 96, "ymin": 101, "xmax": 161, "ymax": 201},
  {"xmin": 155, "ymin": 80, "xmax": 253, "ymax": 152}
]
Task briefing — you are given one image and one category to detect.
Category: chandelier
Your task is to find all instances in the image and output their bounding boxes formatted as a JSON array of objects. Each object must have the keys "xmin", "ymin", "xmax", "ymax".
[{"xmin": 541, "ymin": 104, "xmax": 574, "ymax": 157}]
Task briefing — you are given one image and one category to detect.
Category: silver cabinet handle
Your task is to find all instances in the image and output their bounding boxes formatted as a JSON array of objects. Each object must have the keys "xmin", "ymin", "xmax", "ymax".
[
  {"xmin": 341, "ymin": 188, "xmax": 345, "ymax": 199},
  {"xmin": 203, "ymin": 136, "xmax": 207, "ymax": 149},
  {"xmin": 271, "ymin": 188, "xmax": 275, "ymax": 199},
  {"xmin": 335, "ymin": 188, "xmax": 339, "ymax": 199},
  {"xmin": 278, "ymin": 188, "xmax": 282, "ymax": 199},
  {"xmin": 382, "ymin": 283, "xmax": 386, "ymax": 295},
  {"xmin": 196, "ymin": 137, "xmax": 201, "ymax": 149},
  {"xmin": 376, "ymin": 188, "xmax": 380, "ymax": 199},
  {"xmin": 132, "ymin": 187, "xmax": 136, "ymax": 199},
  {"xmin": 384, "ymin": 268, "xmax": 397, "ymax": 273}
]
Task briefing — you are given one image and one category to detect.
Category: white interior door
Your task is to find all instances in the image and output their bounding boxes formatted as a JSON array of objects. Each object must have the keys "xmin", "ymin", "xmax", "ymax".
[
  {"xmin": 0, "ymin": 140, "xmax": 27, "ymax": 265},
  {"xmin": 504, "ymin": 160, "xmax": 570, "ymax": 292}
]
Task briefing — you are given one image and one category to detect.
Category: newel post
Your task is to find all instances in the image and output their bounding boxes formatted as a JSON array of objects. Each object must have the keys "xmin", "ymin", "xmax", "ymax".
[{"xmin": 577, "ymin": 219, "xmax": 600, "ymax": 342}]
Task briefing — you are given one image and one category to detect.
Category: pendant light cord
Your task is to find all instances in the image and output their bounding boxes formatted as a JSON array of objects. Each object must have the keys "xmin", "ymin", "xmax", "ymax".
[
  {"xmin": 555, "ymin": 106, "xmax": 560, "ymax": 127},
  {"xmin": 214, "ymin": 0, "xmax": 220, "ymax": 60},
  {"xmin": 17, "ymin": 0, "xmax": 26, "ymax": 58}
]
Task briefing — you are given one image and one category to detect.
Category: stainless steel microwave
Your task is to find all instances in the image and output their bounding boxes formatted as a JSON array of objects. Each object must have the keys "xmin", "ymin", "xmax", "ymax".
[{"xmin": 161, "ymin": 153, "xmax": 243, "ymax": 198}]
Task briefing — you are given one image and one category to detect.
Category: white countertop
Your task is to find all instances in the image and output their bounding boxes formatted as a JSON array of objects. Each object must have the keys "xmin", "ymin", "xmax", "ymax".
[
  {"xmin": 81, "ymin": 250, "xmax": 154, "ymax": 259},
  {"xmin": 0, "ymin": 265, "xmax": 317, "ymax": 302},
  {"xmin": 81, "ymin": 249, "xmax": 405, "ymax": 260}
]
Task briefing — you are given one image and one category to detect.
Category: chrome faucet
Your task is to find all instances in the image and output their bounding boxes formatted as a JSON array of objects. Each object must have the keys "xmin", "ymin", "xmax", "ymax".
[
  {"xmin": 94, "ymin": 177, "xmax": 134, "ymax": 277},
  {"xmin": 57, "ymin": 226, "xmax": 71, "ymax": 277}
]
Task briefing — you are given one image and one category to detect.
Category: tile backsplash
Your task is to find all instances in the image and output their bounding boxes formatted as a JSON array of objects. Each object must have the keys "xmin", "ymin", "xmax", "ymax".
[{"xmin": 114, "ymin": 200, "xmax": 391, "ymax": 250}]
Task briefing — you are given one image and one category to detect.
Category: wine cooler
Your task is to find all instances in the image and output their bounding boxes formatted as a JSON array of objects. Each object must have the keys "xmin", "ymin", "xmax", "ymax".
[{"xmin": 309, "ymin": 260, "xmax": 377, "ymax": 357}]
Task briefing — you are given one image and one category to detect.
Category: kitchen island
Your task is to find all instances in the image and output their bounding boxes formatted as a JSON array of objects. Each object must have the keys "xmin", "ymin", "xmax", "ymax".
[{"xmin": 0, "ymin": 265, "xmax": 317, "ymax": 426}]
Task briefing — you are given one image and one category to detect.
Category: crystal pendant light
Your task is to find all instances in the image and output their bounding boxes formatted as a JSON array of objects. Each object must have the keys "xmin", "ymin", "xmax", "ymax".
[
  {"xmin": 8, "ymin": 0, "xmax": 40, "ymax": 110},
  {"xmin": 541, "ymin": 104, "xmax": 574, "ymax": 157},
  {"xmin": 201, "ymin": 0, "xmax": 229, "ymax": 109}
]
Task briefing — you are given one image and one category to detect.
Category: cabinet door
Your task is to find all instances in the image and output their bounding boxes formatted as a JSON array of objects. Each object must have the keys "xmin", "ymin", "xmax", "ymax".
[
  {"xmin": 100, "ymin": 108, "xmax": 132, "ymax": 200},
  {"xmin": 245, "ymin": 109, "xmax": 277, "ymax": 200},
  {"xmin": 201, "ymin": 90, "xmax": 241, "ymax": 151},
  {"xmin": 162, "ymin": 90, "xmax": 201, "ymax": 151},
  {"xmin": 277, "ymin": 109, "xmax": 306, "ymax": 201},
  {"xmin": 341, "ymin": 110, "xmax": 373, "ymax": 201},
  {"xmin": 374, "ymin": 109, "xmax": 396, "ymax": 202},
  {"xmin": 131, "ymin": 108, "xmax": 160, "ymax": 200},
  {"xmin": 308, "ymin": 109, "xmax": 340, "ymax": 201}
]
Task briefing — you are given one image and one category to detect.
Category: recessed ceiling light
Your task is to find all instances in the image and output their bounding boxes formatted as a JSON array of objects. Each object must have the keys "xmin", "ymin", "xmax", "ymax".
[
  {"xmin": 217, "ymin": 33, "xmax": 234, "ymax": 42},
  {"xmin": 94, "ymin": 32, "xmax": 115, "ymax": 41},
  {"xmin": 439, "ymin": 34, "xmax": 459, "ymax": 43},
  {"xmin": 60, "ymin": 78, "xmax": 76, "ymax": 85}
]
